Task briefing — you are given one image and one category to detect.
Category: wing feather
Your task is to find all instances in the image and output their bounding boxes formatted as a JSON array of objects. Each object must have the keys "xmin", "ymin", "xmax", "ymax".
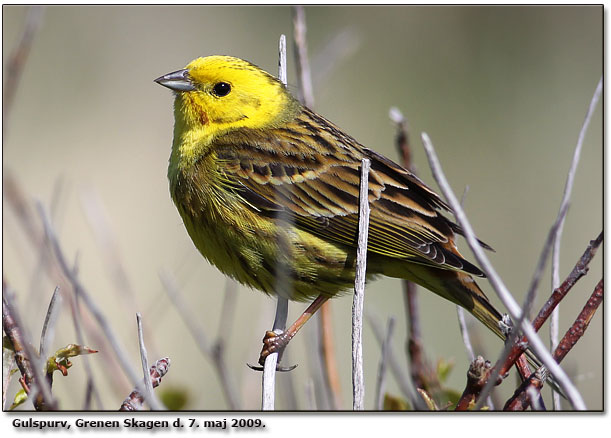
[{"xmin": 213, "ymin": 107, "xmax": 489, "ymax": 276}]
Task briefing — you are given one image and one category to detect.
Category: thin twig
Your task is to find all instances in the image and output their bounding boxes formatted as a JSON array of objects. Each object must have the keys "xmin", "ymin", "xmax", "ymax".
[
  {"xmin": 3, "ymin": 283, "xmax": 56, "ymax": 410},
  {"xmin": 456, "ymin": 307, "xmax": 475, "ymax": 362},
  {"xmin": 366, "ymin": 310, "xmax": 422, "ymax": 409},
  {"xmin": 159, "ymin": 270, "xmax": 241, "ymax": 409},
  {"xmin": 3, "ymin": 5, "xmax": 44, "ymax": 140},
  {"xmin": 311, "ymin": 27, "xmax": 361, "ymax": 89},
  {"xmin": 352, "ymin": 158, "xmax": 370, "ymax": 410},
  {"xmin": 4, "ymin": 175, "xmax": 119, "ymax": 402},
  {"xmin": 36, "ymin": 203, "xmax": 143, "ymax": 393},
  {"xmin": 503, "ymin": 368, "xmax": 545, "ymax": 411},
  {"xmin": 374, "ymin": 317, "xmax": 395, "ymax": 410},
  {"xmin": 499, "ymin": 232, "xmax": 602, "ymax": 376},
  {"xmin": 80, "ymin": 189, "xmax": 158, "ymax": 356},
  {"xmin": 552, "ymin": 279, "xmax": 603, "ymax": 364},
  {"xmin": 27, "ymin": 176, "xmax": 65, "ymax": 323},
  {"xmin": 67, "ymin": 264, "xmax": 103, "ymax": 410},
  {"xmin": 261, "ymin": 34, "xmax": 292, "ymax": 411},
  {"xmin": 136, "ymin": 313, "xmax": 164, "ymax": 410},
  {"xmin": 292, "ymin": 5, "xmax": 315, "ymax": 108},
  {"xmin": 549, "ymin": 77, "xmax": 602, "ymax": 409},
  {"xmin": 319, "ymin": 304, "xmax": 342, "ymax": 409},
  {"xmin": 120, "ymin": 358, "xmax": 171, "ymax": 411},
  {"xmin": 292, "ymin": 12, "xmax": 342, "ymax": 409},
  {"xmin": 390, "ymin": 107, "xmax": 430, "ymax": 391},
  {"xmin": 277, "ymin": 34, "xmax": 287, "ymax": 87},
  {"xmin": 420, "ymin": 132, "xmax": 586, "ymax": 410},
  {"xmin": 262, "ymin": 297, "xmax": 288, "ymax": 411},
  {"xmin": 474, "ymin": 203, "xmax": 569, "ymax": 409},
  {"xmin": 39, "ymin": 286, "xmax": 62, "ymax": 361}
]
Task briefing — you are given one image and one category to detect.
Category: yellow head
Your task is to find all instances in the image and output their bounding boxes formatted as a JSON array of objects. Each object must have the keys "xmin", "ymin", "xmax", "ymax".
[{"xmin": 156, "ymin": 55, "xmax": 300, "ymax": 137}]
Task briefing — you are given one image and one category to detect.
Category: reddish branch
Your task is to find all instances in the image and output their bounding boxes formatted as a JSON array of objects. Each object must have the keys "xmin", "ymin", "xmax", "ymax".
[
  {"xmin": 553, "ymin": 278, "xmax": 603, "ymax": 364},
  {"xmin": 320, "ymin": 303, "xmax": 343, "ymax": 409},
  {"xmin": 504, "ymin": 369, "xmax": 545, "ymax": 411},
  {"xmin": 119, "ymin": 357, "xmax": 171, "ymax": 411},
  {"xmin": 3, "ymin": 282, "xmax": 55, "ymax": 410},
  {"xmin": 505, "ymin": 277, "xmax": 603, "ymax": 414},
  {"xmin": 391, "ymin": 110, "xmax": 435, "ymax": 391},
  {"xmin": 455, "ymin": 356, "xmax": 495, "ymax": 410},
  {"xmin": 456, "ymin": 233, "xmax": 601, "ymax": 410},
  {"xmin": 498, "ymin": 232, "xmax": 602, "ymax": 377}
]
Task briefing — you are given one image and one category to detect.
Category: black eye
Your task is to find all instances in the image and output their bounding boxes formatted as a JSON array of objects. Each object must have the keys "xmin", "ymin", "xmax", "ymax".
[{"xmin": 212, "ymin": 82, "xmax": 231, "ymax": 97}]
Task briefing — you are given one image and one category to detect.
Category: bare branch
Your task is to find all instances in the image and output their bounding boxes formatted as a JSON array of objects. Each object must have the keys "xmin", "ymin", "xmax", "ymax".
[
  {"xmin": 278, "ymin": 34, "xmax": 287, "ymax": 86},
  {"xmin": 474, "ymin": 203, "xmax": 569, "ymax": 409},
  {"xmin": 3, "ymin": 283, "xmax": 56, "ymax": 410},
  {"xmin": 503, "ymin": 367, "xmax": 546, "ymax": 411},
  {"xmin": 311, "ymin": 27, "xmax": 361, "ymax": 88},
  {"xmin": 36, "ymin": 203, "xmax": 143, "ymax": 392},
  {"xmin": 352, "ymin": 158, "xmax": 370, "ymax": 410},
  {"xmin": 499, "ymin": 232, "xmax": 603, "ymax": 374},
  {"xmin": 39, "ymin": 286, "xmax": 62, "ymax": 361},
  {"xmin": 455, "ymin": 356, "xmax": 493, "ymax": 411},
  {"xmin": 292, "ymin": 5, "xmax": 315, "ymax": 107},
  {"xmin": 3, "ymin": 5, "xmax": 44, "ymax": 139},
  {"xmin": 389, "ymin": 107, "xmax": 431, "ymax": 391},
  {"xmin": 136, "ymin": 313, "xmax": 164, "ymax": 410},
  {"xmin": 261, "ymin": 34, "xmax": 292, "ymax": 411},
  {"xmin": 159, "ymin": 270, "xmax": 241, "ymax": 409},
  {"xmin": 420, "ymin": 132, "xmax": 586, "ymax": 410},
  {"xmin": 456, "ymin": 307, "xmax": 475, "ymax": 362},
  {"xmin": 550, "ymin": 77, "xmax": 602, "ymax": 408},
  {"xmin": 120, "ymin": 358, "xmax": 170, "ymax": 411},
  {"xmin": 552, "ymin": 279, "xmax": 603, "ymax": 364},
  {"xmin": 374, "ymin": 317, "xmax": 395, "ymax": 410},
  {"xmin": 366, "ymin": 310, "xmax": 423, "ymax": 409}
]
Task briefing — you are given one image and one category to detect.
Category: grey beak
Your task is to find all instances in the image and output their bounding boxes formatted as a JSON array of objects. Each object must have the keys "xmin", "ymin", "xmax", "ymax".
[{"xmin": 154, "ymin": 69, "xmax": 196, "ymax": 92}]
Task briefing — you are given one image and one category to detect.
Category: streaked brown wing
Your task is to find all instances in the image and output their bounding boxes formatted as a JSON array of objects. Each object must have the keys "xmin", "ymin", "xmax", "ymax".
[{"xmin": 214, "ymin": 108, "xmax": 486, "ymax": 276}]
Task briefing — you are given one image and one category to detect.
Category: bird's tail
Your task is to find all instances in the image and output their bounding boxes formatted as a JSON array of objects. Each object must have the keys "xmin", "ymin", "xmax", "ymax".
[
  {"xmin": 398, "ymin": 264, "xmax": 563, "ymax": 397},
  {"xmin": 396, "ymin": 263, "xmax": 506, "ymax": 339}
]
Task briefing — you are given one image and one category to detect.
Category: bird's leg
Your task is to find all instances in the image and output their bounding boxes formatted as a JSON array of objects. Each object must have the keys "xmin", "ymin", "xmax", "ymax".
[{"xmin": 258, "ymin": 294, "xmax": 329, "ymax": 366}]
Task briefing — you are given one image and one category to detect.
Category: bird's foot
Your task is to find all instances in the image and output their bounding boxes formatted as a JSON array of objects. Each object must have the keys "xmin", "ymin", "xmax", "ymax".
[
  {"xmin": 246, "ymin": 331, "xmax": 298, "ymax": 372},
  {"xmin": 259, "ymin": 330, "xmax": 289, "ymax": 365}
]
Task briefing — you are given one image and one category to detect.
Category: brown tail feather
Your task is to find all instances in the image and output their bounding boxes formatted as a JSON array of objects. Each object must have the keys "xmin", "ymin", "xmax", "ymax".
[{"xmin": 402, "ymin": 266, "xmax": 564, "ymax": 397}]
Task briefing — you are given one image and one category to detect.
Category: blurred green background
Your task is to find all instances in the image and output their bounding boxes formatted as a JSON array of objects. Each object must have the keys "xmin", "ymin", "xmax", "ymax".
[{"xmin": 2, "ymin": 5, "xmax": 602, "ymax": 410}]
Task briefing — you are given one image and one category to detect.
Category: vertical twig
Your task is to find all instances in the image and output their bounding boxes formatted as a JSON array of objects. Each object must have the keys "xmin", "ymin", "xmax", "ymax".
[
  {"xmin": 36, "ymin": 203, "xmax": 144, "ymax": 394},
  {"xmin": 159, "ymin": 270, "xmax": 241, "ymax": 409},
  {"xmin": 292, "ymin": 5, "xmax": 315, "ymax": 108},
  {"xmin": 120, "ymin": 358, "xmax": 171, "ymax": 411},
  {"xmin": 420, "ymin": 132, "xmax": 586, "ymax": 410},
  {"xmin": 374, "ymin": 317, "xmax": 395, "ymax": 410},
  {"xmin": 292, "ymin": 8, "xmax": 342, "ymax": 409},
  {"xmin": 389, "ymin": 107, "xmax": 429, "ymax": 391},
  {"xmin": 366, "ymin": 311, "xmax": 422, "ymax": 408},
  {"xmin": 136, "ymin": 313, "xmax": 164, "ymax": 410},
  {"xmin": 3, "ymin": 5, "xmax": 44, "ymax": 139},
  {"xmin": 456, "ymin": 307, "xmax": 475, "ymax": 362},
  {"xmin": 352, "ymin": 158, "xmax": 370, "ymax": 410},
  {"xmin": 261, "ymin": 34, "xmax": 291, "ymax": 411},
  {"xmin": 67, "ymin": 269, "xmax": 103, "ymax": 410},
  {"xmin": 3, "ymin": 283, "xmax": 56, "ymax": 410},
  {"xmin": 549, "ymin": 77, "xmax": 602, "ymax": 409},
  {"xmin": 39, "ymin": 286, "xmax": 62, "ymax": 361}
]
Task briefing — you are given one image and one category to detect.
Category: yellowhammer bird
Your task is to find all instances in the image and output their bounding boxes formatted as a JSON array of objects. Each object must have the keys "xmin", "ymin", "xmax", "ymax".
[{"xmin": 155, "ymin": 55, "xmax": 506, "ymax": 365}]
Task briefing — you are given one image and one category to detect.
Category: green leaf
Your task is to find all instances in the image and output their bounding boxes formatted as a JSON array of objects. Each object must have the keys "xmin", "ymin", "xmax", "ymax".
[{"xmin": 10, "ymin": 389, "xmax": 28, "ymax": 410}]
